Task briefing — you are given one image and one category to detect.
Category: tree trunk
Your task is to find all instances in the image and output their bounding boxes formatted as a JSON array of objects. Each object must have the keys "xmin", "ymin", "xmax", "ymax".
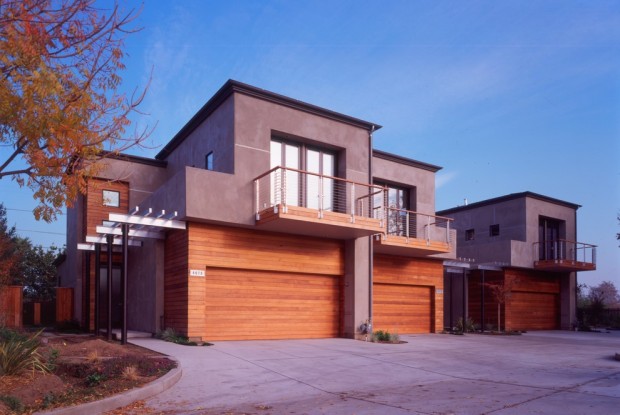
[{"xmin": 497, "ymin": 303, "xmax": 501, "ymax": 332}]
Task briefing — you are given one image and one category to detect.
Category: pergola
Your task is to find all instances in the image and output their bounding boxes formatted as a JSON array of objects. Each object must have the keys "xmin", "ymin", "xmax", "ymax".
[{"xmin": 78, "ymin": 208, "xmax": 185, "ymax": 344}]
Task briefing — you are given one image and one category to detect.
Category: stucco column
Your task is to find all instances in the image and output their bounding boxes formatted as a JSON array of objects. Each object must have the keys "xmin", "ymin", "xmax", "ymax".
[
  {"xmin": 560, "ymin": 272, "xmax": 576, "ymax": 330},
  {"xmin": 343, "ymin": 237, "xmax": 370, "ymax": 339}
]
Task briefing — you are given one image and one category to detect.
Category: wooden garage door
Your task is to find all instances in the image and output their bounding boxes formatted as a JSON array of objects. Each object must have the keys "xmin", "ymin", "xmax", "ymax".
[
  {"xmin": 204, "ymin": 268, "xmax": 341, "ymax": 341},
  {"xmin": 373, "ymin": 283, "xmax": 432, "ymax": 333},
  {"xmin": 509, "ymin": 292, "xmax": 559, "ymax": 330}
]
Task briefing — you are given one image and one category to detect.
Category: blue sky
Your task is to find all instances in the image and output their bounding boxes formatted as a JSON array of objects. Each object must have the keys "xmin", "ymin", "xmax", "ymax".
[{"xmin": 1, "ymin": 0, "xmax": 618, "ymax": 288}]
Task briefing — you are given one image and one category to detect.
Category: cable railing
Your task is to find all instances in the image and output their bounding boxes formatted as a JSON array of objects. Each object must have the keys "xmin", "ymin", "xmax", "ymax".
[
  {"xmin": 254, "ymin": 166, "xmax": 386, "ymax": 224},
  {"xmin": 533, "ymin": 239, "xmax": 597, "ymax": 265},
  {"xmin": 384, "ymin": 207, "xmax": 453, "ymax": 245}
]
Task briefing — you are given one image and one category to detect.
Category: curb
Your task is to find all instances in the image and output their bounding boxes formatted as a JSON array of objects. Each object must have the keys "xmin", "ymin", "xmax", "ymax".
[{"xmin": 34, "ymin": 358, "xmax": 182, "ymax": 415}]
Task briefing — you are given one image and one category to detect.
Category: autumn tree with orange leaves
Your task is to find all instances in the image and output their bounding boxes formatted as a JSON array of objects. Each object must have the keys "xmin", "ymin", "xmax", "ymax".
[{"xmin": 0, "ymin": 0, "xmax": 150, "ymax": 222}]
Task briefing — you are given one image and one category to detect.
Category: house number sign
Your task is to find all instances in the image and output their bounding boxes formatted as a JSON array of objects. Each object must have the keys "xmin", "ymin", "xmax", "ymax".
[{"xmin": 189, "ymin": 269, "xmax": 205, "ymax": 277}]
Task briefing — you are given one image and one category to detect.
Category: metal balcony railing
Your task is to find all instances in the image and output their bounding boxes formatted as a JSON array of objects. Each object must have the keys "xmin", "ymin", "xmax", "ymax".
[
  {"xmin": 533, "ymin": 239, "xmax": 597, "ymax": 265},
  {"xmin": 384, "ymin": 207, "xmax": 453, "ymax": 246},
  {"xmin": 254, "ymin": 166, "xmax": 386, "ymax": 223}
]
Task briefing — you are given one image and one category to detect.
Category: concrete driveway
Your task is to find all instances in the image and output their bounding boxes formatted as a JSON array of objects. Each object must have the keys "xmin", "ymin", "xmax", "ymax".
[{"xmin": 130, "ymin": 331, "xmax": 620, "ymax": 414}]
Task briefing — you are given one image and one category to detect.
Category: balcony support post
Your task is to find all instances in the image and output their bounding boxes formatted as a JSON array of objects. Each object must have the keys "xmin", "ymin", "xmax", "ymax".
[
  {"xmin": 281, "ymin": 167, "xmax": 287, "ymax": 213},
  {"xmin": 405, "ymin": 211, "xmax": 410, "ymax": 241},
  {"xmin": 318, "ymin": 175, "xmax": 324, "ymax": 219},
  {"xmin": 350, "ymin": 183, "xmax": 355, "ymax": 223},
  {"xmin": 254, "ymin": 179, "xmax": 260, "ymax": 220}
]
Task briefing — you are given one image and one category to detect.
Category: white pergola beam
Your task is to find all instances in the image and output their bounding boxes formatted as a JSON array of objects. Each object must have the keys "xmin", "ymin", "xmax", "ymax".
[
  {"xmin": 96, "ymin": 225, "xmax": 164, "ymax": 240},
  {"xmin": 78, "ymin": 243, "xmax": 95, "ymax": 251},
  {"xmin": 108, "ymin": 213, "xmax": 186, "ymax": 230},
  {"xmin": 85, "ymin": 235, "xmax": 143, "ymax": 247}
]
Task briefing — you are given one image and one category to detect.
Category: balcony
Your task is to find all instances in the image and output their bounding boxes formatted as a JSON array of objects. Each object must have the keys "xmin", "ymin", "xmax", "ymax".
[
  {"xmin": 374, "ymin": 208, "xmax": 453, "ymax": 256},
  {"xmin": 254, "ymin": 167, "xmax": 385, "ymax": 239},
  {"xmin": 533, "ymin": 239, "xmax": 597, "ymax": 272}
]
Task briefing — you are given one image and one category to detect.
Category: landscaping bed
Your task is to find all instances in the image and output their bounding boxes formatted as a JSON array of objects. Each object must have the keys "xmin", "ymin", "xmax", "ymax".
[{"xmin": 0, "ymin": 331, "xmax": 176, "ymax": 414}]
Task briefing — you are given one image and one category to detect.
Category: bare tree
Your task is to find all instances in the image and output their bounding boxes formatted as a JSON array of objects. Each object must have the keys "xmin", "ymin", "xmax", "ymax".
[
  {"xmin": 589, "ymin": 281, "xmax": 620, "ymax": 307},
  {"xmin": 484, "ymin": 274, "xmax": 519, "ymax": 332}
]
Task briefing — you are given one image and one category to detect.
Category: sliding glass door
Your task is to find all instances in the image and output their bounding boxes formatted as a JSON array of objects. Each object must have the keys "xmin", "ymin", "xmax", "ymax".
[{"xmin": 271, "ymin": 139, "xmax": 335, "ymax": 210}]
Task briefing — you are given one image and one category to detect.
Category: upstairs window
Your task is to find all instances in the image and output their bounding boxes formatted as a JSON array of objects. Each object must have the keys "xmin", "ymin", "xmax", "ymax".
[
  {"xmin": 205, "ymin": 152, "xmax": 214, "ymax": 171},
  {"xmin": 102, "ymin": 190, "xmax": 120, "ymax": 207},
  {"xmin": 489, "ymin": 224, "xmax": 500, "ymax": 237},
  {"xmin": 465, "ymin": 229, "xmax": 475, "ymax": 241}
]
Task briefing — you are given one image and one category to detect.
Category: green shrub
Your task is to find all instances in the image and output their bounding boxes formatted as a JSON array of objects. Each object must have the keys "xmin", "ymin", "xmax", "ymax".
[
  {"xmin": 455, "ymin": 317, "xmax": 476, "ymax": 333},
  {"xmin": 46, "ymin": 348, "xmax": 59, "ymax": 372},
  {"xmin": 156, "ymin": 327, "xmax": 212, "ymax": 346},
  {"xmin": 85, "ymin": 372, "xmax": 105, "ymax": 387},
  {"xmin": 0, "ymin": 329, "xmax": 48, "ymax": 376}
]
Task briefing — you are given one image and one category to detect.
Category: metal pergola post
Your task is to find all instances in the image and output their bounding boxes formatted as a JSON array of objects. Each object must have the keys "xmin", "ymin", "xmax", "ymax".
[
  {"xmin": 94, "ymin": 243, "xmax": 101, "ymax": 335},
  {"xmin": 84, "ymin": 250, "xmax": 91, "ymax": 332},
  {"xmin": 106, "ymin": 234, "xmax": 113, "ymax": 341},
  {"xmin": 121, "ymin": 223, "xmax": 129, "ymax": 345},
  {"xmin": 481, "ymin": 270, "xmax": 485, "ymax": 331}
]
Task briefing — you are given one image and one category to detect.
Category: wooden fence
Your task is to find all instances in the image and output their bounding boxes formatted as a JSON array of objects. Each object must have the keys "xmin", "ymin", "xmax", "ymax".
[
  {"xmin": 0, "ymin": 286, "xmax": 23, "ymax": 328},
  {"xmin": 56, "ymin": 287, "xmax": 74, "ymax": 323}
]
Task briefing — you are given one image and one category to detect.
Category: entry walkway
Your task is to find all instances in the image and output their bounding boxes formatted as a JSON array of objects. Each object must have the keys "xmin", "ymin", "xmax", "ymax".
[{"xmin": 130, "ymin": 331, "xmax": 620, "ymax": 414}]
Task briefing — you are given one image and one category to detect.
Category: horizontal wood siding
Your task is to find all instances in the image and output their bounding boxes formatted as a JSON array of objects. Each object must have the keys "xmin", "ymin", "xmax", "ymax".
[
  {"xmin": 204, "ymin": 269, "xmax": 341, "ymax": 340},
  {"xmin": 373, "ymin": 284, "xmax": 431, "ymax": 333},
  {"xmin": 56, "ymin": 287, "xmax": 73, "ymax": 323},
  {"xmin": 505, "ymin": 269, "xmax": 560, "ymax": 331},
  {"xmin": 468, "ymin": 269, "xmax": 560, "ymax": 331},
  {"xmin": 468, "ymin": 270, "xmax": 503, "ymax": 330},
  {"xmin": 164, "ymin": 230, "xmax": 189, "ymax": 335},
  {"xmin": 188, "ymin": 223, "xmax": 344, "ymax": 340},
  {"xmin": 507, "ymin": 292, "xmax": 559, "ymax": 330},
  {"xmin": 373, "ymin": 255, "xmax": 443, "ymax": 333},
  {"xmin": 188, "ymin": 223, "xmax": 344, "ymax": 275},
  {"xmin": 84, "ymin": 178, "xmax": 129, "ymax": 237}
]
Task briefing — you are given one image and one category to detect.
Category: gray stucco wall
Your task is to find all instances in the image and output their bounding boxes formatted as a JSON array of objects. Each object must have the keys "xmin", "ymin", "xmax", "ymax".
[
  {"xmin": 164, "ymin": 96, "xmax": 235, "ymax": 177},
  {"xmin": 372, "ymin": 156, "xmax": 436, "ymax": 215},
  {"xmin": 445, "ymin": 195, "xmax": 578, "ymax": 268}
]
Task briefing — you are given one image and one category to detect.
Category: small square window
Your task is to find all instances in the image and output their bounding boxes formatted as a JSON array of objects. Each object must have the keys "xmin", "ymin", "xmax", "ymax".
[
  {"xmin": 490, "ymin": 224, "xmax": 500, "ymax": 237},
  {"xmin": 102, "ymin": 190, "xmax": 120, "ymax": 207},
  {"xmin": 465, "ymin": 229, "xmax": 475, "ymax": 241},
  {"xmin": 205, "ymin": 152, "xmax": 214, "ymax": 171}
]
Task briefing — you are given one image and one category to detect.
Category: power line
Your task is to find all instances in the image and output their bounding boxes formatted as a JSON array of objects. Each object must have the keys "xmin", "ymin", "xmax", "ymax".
[{"xmin": 16, "ymin": 229, "xmax": 65, "ymax": 236}]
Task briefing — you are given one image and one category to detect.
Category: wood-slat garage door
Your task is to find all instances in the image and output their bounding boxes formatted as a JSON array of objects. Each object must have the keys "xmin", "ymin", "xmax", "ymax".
[
  {"xmin": 373, "ymin": 283, "xmax": 432, "ymax": 333},
  {"xmin": 508, "ymin": 292, "xmax": 559, "ymax": 330},
  {"xmin": 204, "ymin": 268, "xmax": 341, "ymax": 341}
]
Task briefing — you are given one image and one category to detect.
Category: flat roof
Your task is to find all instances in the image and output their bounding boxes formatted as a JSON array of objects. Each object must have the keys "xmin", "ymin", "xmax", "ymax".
[
  {"xmin": 104, "ymin": 151, "xmax": 167, "ymax": 168},
  {"xmin": 372, "ymin": 149, "xmax": 442, "ymax": 172},
  {"xmin": 156, "ymin": 80, "xmax": 382, "ymax": 160},
  {"xmin": 437, "ymin": 191, "xmax": 581, "ymax": 215}
]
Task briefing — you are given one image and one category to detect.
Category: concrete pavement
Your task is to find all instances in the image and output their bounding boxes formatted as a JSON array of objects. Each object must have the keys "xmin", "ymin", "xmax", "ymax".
[{"xmin": 130, "ymin": 331, "xmax": 620, "ymax": 414}]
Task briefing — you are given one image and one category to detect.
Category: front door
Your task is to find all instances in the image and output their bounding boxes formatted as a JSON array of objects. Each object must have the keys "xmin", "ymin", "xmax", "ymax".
[
  {"xmin": 98, "ymin": 267, "xmax": 122, "ymax": 328},
  {"xmin": 539, "ymin": 218, "xmax": 562, "ymax": 260}
]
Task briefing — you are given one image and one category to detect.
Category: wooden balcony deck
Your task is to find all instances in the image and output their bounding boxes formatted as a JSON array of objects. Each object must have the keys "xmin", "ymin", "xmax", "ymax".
[
  {"xmin": 534, "ymin": 259, "xmax": 596, "ymax": 272},
  {"xmin": 374, "ymin": 234, "xmax": 452, "ymax": 257},
  {"xmin": 256, "ymin": 204, "xmax": 384, "ymax": 239}
]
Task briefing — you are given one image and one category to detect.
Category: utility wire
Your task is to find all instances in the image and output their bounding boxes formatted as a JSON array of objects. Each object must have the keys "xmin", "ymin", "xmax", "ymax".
[{"xmin": 16, "ymin": 229, "xmax": 65, "ymax": 236}]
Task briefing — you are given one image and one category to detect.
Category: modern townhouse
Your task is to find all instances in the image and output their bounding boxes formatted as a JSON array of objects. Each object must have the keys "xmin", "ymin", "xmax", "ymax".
[
  {"xmin": 59, "ymin": 80, "xmax": 456, "ymax": 342},
  {"xmin": 438, "ymin": 192, "xmax": 596, "ymax": 331}
]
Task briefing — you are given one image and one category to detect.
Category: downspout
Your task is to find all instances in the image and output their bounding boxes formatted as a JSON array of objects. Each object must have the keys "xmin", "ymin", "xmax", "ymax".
[
  {"xmin": 573, "ymin": 208, "xmax": 578, "ymax": 329},
  {"xmin": 368, "ymin": 125, "xmax": 375, "ymax": 328}
]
